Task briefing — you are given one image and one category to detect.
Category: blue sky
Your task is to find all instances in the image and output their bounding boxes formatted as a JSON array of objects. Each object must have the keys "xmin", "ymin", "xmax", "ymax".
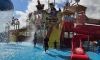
[
  {"xmin": 0, "ymin": 0, "xmax": 14, "ymax": 11},
  {"xmin": 10, "ymin": 0, "xmax": 100, "ymax": 29},
  {"xmin": 11, "ymin": 0, "xmax": 66, "ymax": 12},
  {"xmin": 11, "ymin": 0, "xmax": 31, "ymax": 18},
  {"xmin": 11, "ymin": 0, "xmax": 100, "ymax": 19},
  {"xmin": 10, "ymin": 0, "xmax": 69, "ymax": 28},
  {"xmin": 0, "ymin": 0, "xmax": 100, "ymax": 32},
  {"xmin": 11, "ymin": 0, "xmax": 28, "ymax": 12},
  {"xmin": 0, "ymin": 0, "xmax": 100, "ymax": 20},
  {"xmin": 11, "ymin": 0, "xmax": 67, "ymax": 18}
]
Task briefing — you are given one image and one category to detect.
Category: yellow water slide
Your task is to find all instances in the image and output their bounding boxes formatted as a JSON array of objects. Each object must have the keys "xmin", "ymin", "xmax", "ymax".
[{"xmin": 48, "ymin": 26, "xmax": 61, "ymax": 48}]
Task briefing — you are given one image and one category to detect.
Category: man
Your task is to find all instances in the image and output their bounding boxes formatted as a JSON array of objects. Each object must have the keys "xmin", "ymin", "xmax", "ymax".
[
  {"xmin": 54, "ymin": 40, "xmax": 57, "ymax": 49},
  {"xmin": 44, "ymin": 36, "xmax": 49, "ymax": 52},
  {"xmin": 16, "ymin": 19, "xmax": 20, "ymax": 29},
  {"xmin": 33, "ymin": 32, "xmax": 37, "ymax": 47}
]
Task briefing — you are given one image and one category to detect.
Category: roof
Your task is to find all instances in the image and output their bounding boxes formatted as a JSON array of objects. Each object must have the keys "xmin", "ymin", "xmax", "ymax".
[
  {"xmin": 62, "ymin": 4, "xmax": 87, "ymax": 15},
  {"xmin": 66, "ymin": 5, "xmax": 87, "ymax": 13},
  {"xmin": 9, "ymin": 27, "xmax": 27, "ymax": 33},
  {"xmin": 62, "ymin": 9, "xmax": 74, "ymax": 15}
]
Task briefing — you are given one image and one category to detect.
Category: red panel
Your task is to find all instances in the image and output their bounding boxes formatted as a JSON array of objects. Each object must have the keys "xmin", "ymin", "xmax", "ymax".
[
  {"xmin": 74, "ymin": 25, "xmax": 100, "ymax": 35},
  {"xmin": 71, "ymin": 35, "xmax": 89, "ymax": 60},
  {"xmin": 71, "ymin": 54, "xmax": 89, "ymax": 60},
  {"xmin": 63, "ymin": 21, "xmax": 74, "ymax": 32}
]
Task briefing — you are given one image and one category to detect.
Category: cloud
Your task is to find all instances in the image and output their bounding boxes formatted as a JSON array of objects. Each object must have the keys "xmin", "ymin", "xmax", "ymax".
[
  {"xmin": 15, "ymin": 0, "xmax": 68, "ymax": 28},
  {"xmin": 16, "ymin": 0, "xmax": 100, "ymax": 28},
  {"xmin": 15, "ymin": 11, "xmax": 27, "ymax": 27},
  {"xmin": 0, "ymin": 0, "xmax": 14, "ymax": 32},
  {"xmin": 0, "ymin": 10, "xmax": 13, "ymax": 32},
  {"xmin": 26, "ymin": 0, "xmax": 37, "ymax": 13},
  {"xmin": 15, "ymin": 0, "xmax": 48, "ymax": 28},
  {"xmin": 79, "ymin": 0, "xmax": 100, "ymax": 19}
]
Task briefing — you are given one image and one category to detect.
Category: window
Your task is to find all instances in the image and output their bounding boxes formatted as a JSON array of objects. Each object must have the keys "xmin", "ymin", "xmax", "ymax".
[
  {"xmin": 64, "ymin": 32, "xmax": 68, "ymax": 38},
  {"xmin": 69, "ymin": 32, "xmax": 73, "ymax": 38}
]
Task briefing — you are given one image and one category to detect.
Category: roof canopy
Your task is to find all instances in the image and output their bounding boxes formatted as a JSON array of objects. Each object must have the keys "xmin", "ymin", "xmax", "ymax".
[
  {"xmin": 62, "ymin": 4, "xmax": 87, "ymax": 15},
  {"xmin": 67, "ymin": 5, "xmax": 87, "ymax": 13},
  {"xmin": 62, "ymin": 9, "xmax": 74, "ymax": 15}
]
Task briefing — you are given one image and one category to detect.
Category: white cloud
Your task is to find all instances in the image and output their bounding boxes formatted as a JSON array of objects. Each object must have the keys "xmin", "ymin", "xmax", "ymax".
[
  {"xmin": 0, "ymin": 10, "xmax": 13, "ymax": 32},
  {"xmin": 15, "ymin": 0, "xmax": 67, "ymax": 28},
  {"xmin": 27, "ymin": 0, "xmax": 37, "ymax": 13},
  {"xmin": 15, "ymin": 0, "xmax": 49, "ymax": 28},
  {"xmin": 79, "ymin": 0, "xmax": 100, "ymax": 19},
  {"xmin": 16, "ymin": 0, "xmax": 100, "ymax": 28},
  {"xmin": 15, "ymin": 11, "xmax": 27, "ymax": 27}
]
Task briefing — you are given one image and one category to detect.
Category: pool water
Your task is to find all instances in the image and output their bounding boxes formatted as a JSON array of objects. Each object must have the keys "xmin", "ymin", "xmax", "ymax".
[
  {"xmin": 0, "ymin": 42, "xmax": 100, "ymax": 60},
  {"xmin": 0, "ymin": 42, "xmax": 71, "ymax": 60}
]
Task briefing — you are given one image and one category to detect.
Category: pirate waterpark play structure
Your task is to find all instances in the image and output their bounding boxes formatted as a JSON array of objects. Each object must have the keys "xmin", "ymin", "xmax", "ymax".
[{"xmin": 0, "ymin": 0, "xmax": 100, "ymax": 60}]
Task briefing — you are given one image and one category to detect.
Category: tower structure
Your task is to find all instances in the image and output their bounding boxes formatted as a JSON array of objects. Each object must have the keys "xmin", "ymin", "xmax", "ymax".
[
  {"xmin": 34, "ymin": 0, "xmax": 46, "ymax": 41},
  {"xmin": 36, "ymin": 0, "xmax": 44, "ymax": 12}
]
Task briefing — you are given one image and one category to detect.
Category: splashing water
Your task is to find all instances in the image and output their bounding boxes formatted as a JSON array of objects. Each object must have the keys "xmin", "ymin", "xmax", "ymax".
[
  {"xmin": 0, "ymin": 10, "xmax": 13, "ymax": 32},
  {"xmin": 24, "ymin": 24, "xmax": 37, "ymax": 44},
  {"xmin": 0, "ymin": 10, "xmax": 13, "ymax": 42},
  {"xmin": 0, "ymin": 0, "xmax": 14, "ymax": 42}
]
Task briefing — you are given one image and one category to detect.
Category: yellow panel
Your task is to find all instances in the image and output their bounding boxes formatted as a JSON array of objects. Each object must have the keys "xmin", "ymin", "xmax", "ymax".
[{"xmin": 48, "ymin": 26, "xmax": 61, "ymax": 48}]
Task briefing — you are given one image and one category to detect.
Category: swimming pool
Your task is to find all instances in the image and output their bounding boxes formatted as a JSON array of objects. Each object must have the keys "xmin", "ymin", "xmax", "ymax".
[
  {"xmin": 0, "ymin": 42, "xmax": 71, "ymax": 60},
  {"xmin": 0, "ymin": 42, "xmax": 100, "ymax": 60}
]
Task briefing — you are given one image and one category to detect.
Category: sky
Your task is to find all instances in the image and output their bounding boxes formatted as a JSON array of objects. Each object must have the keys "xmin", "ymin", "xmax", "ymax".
[
  {"xmin": 11, "ymin": 0, "xmax": 100, "ymax": 19},
  {"xmin": 79, "ymin": 0, "xmax": 100, "ymax": 19},
  {"xmin": 0, "ymin": 0, "xmax": 100, "ymax": 22},
  {"xmin": 11, "ymin": 0, "xmax": 68, "ymax": 27},
  {"xmin": 8, "ymin": 0, "xmax": 100, "ymax": 29},
  {"xmin": 8, "ymin": 0, "xmax": 100, "ymax": 27},
  {"xmin": 0, "ymin": 0, "xmax": 14, "ymax": 11},
  {"xmin": 0, "ymin": 0, "xmax": 14, "ymax": 32}
]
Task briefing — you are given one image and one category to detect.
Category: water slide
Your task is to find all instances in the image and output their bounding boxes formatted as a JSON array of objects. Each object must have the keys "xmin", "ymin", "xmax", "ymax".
[{"xmin": 48, "ymin": 26, "xmax": 61, "ymax": 48}]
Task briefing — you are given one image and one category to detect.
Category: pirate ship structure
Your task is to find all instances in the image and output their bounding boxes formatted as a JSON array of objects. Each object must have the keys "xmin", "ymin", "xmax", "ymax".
[
  {"xmin": 5, "ymin": 0, "xmax": 100, "ymax": 60},
  {"xmin": 5, "ymin": 0, "xmax": 99, "ymax": 58},
  {"xmin": 7, "ymin": 0, "xmax": 100, "ymax": 48},
  {"xmin": 7, "ymin": 16, "xmax": 33, "ymax": 42},
  {"xmin": 31, "ymin": 0, "xmax": 100, "ymax": 60},
  {"xmin": 33, "ymin": 0, "xmax": 62, "ymax": 45},
  {"xmin": 32, "ymin": 0, "xmax": 100, "ymax": 48}
]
